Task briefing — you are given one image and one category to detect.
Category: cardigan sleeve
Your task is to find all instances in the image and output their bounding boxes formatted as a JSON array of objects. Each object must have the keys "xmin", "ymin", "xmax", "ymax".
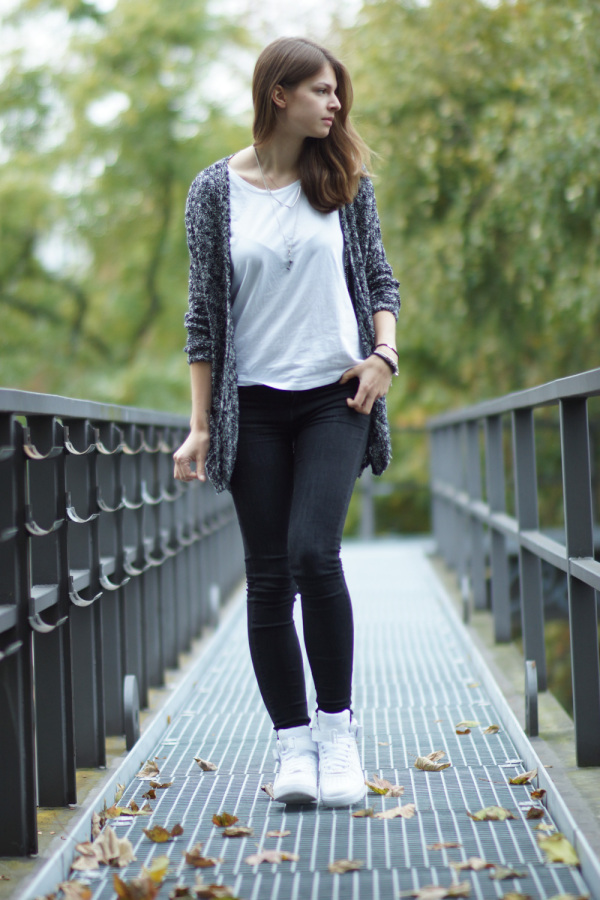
[
  {"xmin": 357, "ymin": 177, "xmax": 401, "ymax": 319},
  {"xmin": 183, "ymin": 174, "xmax": 214, "ymax": 363}
]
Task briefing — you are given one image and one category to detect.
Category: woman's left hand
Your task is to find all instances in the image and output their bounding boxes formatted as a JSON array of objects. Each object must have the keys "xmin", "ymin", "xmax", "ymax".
[{"xmin": 340, "ymin": 354, "xmax": 394, "ymax": 415}]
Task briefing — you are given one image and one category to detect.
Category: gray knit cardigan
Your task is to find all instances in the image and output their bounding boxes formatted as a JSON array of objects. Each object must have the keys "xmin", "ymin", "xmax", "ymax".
[{"xmin": 184, "ymin": 156, "xmax": 400, "ymax": 493}]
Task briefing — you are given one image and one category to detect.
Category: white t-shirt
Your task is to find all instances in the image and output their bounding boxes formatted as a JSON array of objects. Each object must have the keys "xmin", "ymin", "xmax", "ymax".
[{"xmin": 228, "ymin": 165, "xmax": 363, "ymax": 390}]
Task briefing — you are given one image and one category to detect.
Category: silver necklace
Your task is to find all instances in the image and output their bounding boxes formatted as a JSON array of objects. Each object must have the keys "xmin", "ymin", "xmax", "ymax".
[{"xmin": 254, "ymin": 146, "xmax": 301, "ymax": 271}]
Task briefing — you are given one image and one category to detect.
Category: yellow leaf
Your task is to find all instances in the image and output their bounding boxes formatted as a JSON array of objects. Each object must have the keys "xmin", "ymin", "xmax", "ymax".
[
  {"xmin": 352, "ymin": 808, "xmax": 375, "ymax": 818},
  {"xmin": 212, "ymin": 812, "xmax": 238, "ymax": 827},
  {"xmin": 537, "ymin": 832, "xmax": 580, "ymax": 866},
  {"xmin": 451, "ymin": 857, "xmax": 490, "ymax": 871},
  {"xmin": 113, "ymin": 874, "xmax": 160, "ymax": 900},
  {"xmin": 328, "ymin": 858, "xmax": 364, "ymax": 874},
  {"xmin": 501, "ymin": 894, "xmax": 532, "ymax": 900},
  {"xmin": 455, "ymin": 721, "xmax": 480, "ymax": 729},
  {"xmin": 141, "ymin": 855, "xmax": 170, "ymax": 884},
  {"xmin": 467, "ymin": 806, "xmax": 516, "ymax": 821},
  {"xmin": 114, "ymin": 784, "xmax": 126, "ymax": 804},
  {"xmin": 489, "ymin": 866, "xmax": 526, "ymax": 880},
  {"xmin": 466, "ymin": 682, "xmax": 479, "ymax": 688},
  {"xmin": 546, "ymin": 894, "xmax": 590, "ymax": 900},
  {"xmin": 57, "ymin": 882, "xmax": 92, "ymax": 900},
  {"xmin": 415, "ymin": 751, "xmax": 451, "ymax": 771},
  {"xmin": 143, "ymin": 826, "xmax": 171, "ymax": 843},
  {"xmin": 365, "ymin": 775, "xmax": 404, "ymax": 796},
  {"xmin": 508, "ymin": 768, "xmax": 538, "ymax": 785}
]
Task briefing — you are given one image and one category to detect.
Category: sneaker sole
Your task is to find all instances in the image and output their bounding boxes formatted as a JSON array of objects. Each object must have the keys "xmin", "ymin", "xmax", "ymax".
[
  {"xmin": 319, "ymin": 786, "xmax": 366, "ymax": 807},
  {"xmin": 273, "ymin": 787, "xmax": 317, "ymax": 804}
]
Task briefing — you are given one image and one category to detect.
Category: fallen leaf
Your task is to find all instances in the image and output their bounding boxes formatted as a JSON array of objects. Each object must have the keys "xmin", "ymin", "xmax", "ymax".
[
  {"xmin": 114, "ymin": 806, "xmax": 151, "ymax": 818},
  {"xmin": 466, "ymin": 682, "xmax": 480, "ymax": 688},
  {"xmin": 501, "ymin": 894, "xmax": 532, "ymax": 900},
  {"xmin": 399, "ymin": 881, "xmax": 470, "ymax": 899},
  {"xmin": 244, "ymin": 849, "xmax": 299, "ymax": 865},
  {"xmin": 455, "ymin": 729, "xmax": 471, "ymax": 736},
  {"xmin": 352, "ymin": 808, "xmax": 375, "ymax": 818},
  {"xmin": 427, "ymin": 842, "xmax": 462, "ymax": 850},
  {"xmin": 115, "ymin": 784, "xmax": 126, "ymax": 804},
  {"xmin": 136, "ymin": 760, "xmax": 160, "ymax": 780},
  {"xmin": 433, "ymin": 719, "xmax": 443, "ymax": 724},
  {"xmin": 222, "ymin": 826, "xmax": 253, "ymax": 838},
  {"xmin": 451, "ymin": 857, "xmax": 491, "ymax": 871},
  {"xmin": 71, "ymin": 826, "xmax": 135, "ymax": 870},
  {"xmin": 193, "ymin": 878, "xmax": 241, "ymax": 900},
  {"xmin": 537, "ymin": 832, "xmax": 580, "ymax": 866},
  {"xmin": 415, "ymin": 751, "xmax": 451, "ymax": 772},
  {"xmin": 266, "ymin": 829, "xmax": 291, "ymax": 837},
  {"xmin": 509, "ymin": 769, "xmax": 538, "ymax": 785},
  {"xmin": 378, "ymin": 741, "xmax": 390, "ymax": 746},
  {"xmin": 194, "ymin": 758, "xmax": 217, "ymax": 772},
  {"xmin": 113, "ymin": 873, "xmax": 160, "ymax": 900},
  {"xmin": 483, "ymin": 724, "xmax": 500, "ymax": 734},
  {"xmin": 261, "ymin": 783, "xmax": 275, "ymax": 800},
  {"xmin": 142, "ymin": 789, "xmax": 157, "ymax": 801},
  {"xmin": 526, "ymin": 807, "xmax": 545, "ymax": 820},
  {"xmin": 184, "ymin": 843, "xmax": 223, "ymax": 868},
  {"xmin": 143, "ymin": 824, "xmax": 183, "ymax": 843},
  {"xmin": 467, "ymin": 806, "xmax": 516, "ymax": 821},
  {"xmin": 104, "ymin": 805, "xmax": 122, "ymax": 819},
  {"xmin": 530, "ymin": 789, "xmax": 546, "ymax": 800},
  {"xmin": 455, "ymin": 721, "xmax": 480, "ymax": 729},
  {"xmin": 545, "ymin": 894, "xmax": 590, "ymax": 900},
  {"xmin": 212, "ymin": 813, "xmax": 238, "ymax": 828},
  {"xmin": 328, "ymin": 858, "xmax": 363, "ymax": 874},
  {"xmin": 365, "ymin": 775, "xmax": 404, "ymax": 796},
  {"xmin": 57, "ymin": 882, "xmax": 92, "ymax": 900},
  {"xmin": 489, "ymin": 866, "xmax": 526, "ymax": 880},
  {"xmin": 91, "ymin": 811, "xmax": 103, "ymax": 839},
  {"xmin": 149, "ymin": 781, "xmax": 173, "ymax": 790},
  {"xmin": 129, "ymin": 800, "xmax": 139, "ymax": 812},
  {"xmin": 535, "ymin": 823, "xmax": 556, "ymax": 833},
  {"xmin": 169, "ymin": 888, "xmax": 194, "ymax": 900},
  {"xmin": 374, "ymin": 803, "xmax": 416, "ymax": 819},
  {"xmin": 141, "ymin": 856, "xmax": 170, "ymax": 884}
]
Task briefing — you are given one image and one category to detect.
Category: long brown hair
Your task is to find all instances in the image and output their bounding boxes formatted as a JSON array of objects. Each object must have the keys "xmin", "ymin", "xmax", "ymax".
[{"xmin": 252, "ymin": 37, "xmax": 370, "ymax": 213}]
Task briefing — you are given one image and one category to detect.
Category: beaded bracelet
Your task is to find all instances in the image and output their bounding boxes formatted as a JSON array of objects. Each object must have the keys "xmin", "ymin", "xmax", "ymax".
[
  {"xmin": 371, "ymin": 350, "xmax": 399, "ymax": 376},
  {"xmin": 374, "ymin": 342, "xmax": 399, "ymax": 359}
]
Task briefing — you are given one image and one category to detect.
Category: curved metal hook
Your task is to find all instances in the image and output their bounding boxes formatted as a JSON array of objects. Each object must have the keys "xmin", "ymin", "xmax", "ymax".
[
  {"xmin": 96, "ymin": 487, "xmax": 125, "ymax": 513},
  {"xmin": 122, "ymin": 425, "xmax": 145, "ymax": 455},
  {"xmin": 0, "ymin": 526, "xmax": 18, "ymax": 543},
  {"xmin": 68, "ymin": 577, "xmax": 103, "ymax": 608},
  {"xmin": 0, "ymin": 639, "xmax": 22, "ymax": 661},
  {"xmin": 123, "ymin": 559, "xmax": 146, "ymax": 576},
  {"xmin": 94, "ymin": 425, "xmax": 124, "ymax": 456},
  {"xmin": 63, "ymin": 425, "xmax": 96, "ymax": 456},
  {"xmin": 66, "ymin": 492, "xmax": 100, "ymax": 524},
  {"xmin": 29, "ymin": 612, "xmax": 68, "ymax": 634},
  {"xmin": 25, "ymin": 507, "xmax": 64, "ymax": 537},
  {"xmin": 99, "ymin": 571, "xmax": 131, "ymax": 591},
  {"xmin": 122, "ymin": 494, "xmax": 144, "ymax": 510},
  {"xmin": 23, "ymin": 427, "xmax": 63, "ymax": 460},
  {"xmin": 141, "ymin": 482, "xmax": 162, "ymax": 506}
]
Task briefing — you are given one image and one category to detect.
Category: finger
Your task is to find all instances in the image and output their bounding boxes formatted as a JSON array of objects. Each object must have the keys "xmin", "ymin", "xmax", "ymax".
[{"xmin": 340, "ymin": 366, "xmax": 358, "ymax": 384}]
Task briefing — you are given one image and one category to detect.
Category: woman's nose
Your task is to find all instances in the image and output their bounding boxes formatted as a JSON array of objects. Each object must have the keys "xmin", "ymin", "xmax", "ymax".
[{"xmin": 329, "ymin": 94, "xmax": 341, "ymax": 111}]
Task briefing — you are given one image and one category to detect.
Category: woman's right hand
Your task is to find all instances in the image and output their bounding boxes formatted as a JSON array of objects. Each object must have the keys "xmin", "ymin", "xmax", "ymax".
[{"xmin": 173, "ymin": 429, "xmax": 210, "ymax": 482}]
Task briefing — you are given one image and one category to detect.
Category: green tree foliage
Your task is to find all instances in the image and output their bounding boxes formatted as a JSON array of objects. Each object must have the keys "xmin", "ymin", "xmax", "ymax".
[
  {"xmin": 345, "ymin": 0, "xmax": 600, "ymax": 419},
  {"xmin": 0, "ymin": 0, "xmax": 249, "ymax": 409}
]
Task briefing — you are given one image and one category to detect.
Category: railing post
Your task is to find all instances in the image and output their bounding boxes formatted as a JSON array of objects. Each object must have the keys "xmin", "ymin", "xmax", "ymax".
[
  {"xmin": 484, "ymin": 415, "xmax": 511, "ymax": 641},
  {"xmin": 466, "ymin": 420, "xmax": 486, "ymax": 610},
  {"xmin": 512, "ymin": 408, "xmax": 547, "ymax": 690},
  {"xmin": 560, "ymin": 397, "xmax": 600, "ymax": 766}
]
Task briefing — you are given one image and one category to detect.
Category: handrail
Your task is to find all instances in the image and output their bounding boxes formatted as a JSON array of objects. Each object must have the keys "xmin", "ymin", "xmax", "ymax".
[
  {"xmin": 0, "ymin": 388, "xmax": 244, "ymax": 857},
  {"xmin": 428, "ymin": 366, "xmax": 600, "ymax": 768}
]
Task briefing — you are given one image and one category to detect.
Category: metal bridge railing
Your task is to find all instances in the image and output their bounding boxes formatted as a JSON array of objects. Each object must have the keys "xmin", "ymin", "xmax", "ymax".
[
  {"xmin": 0, "ymin": 389, "xmax": 244, "ymax": 857},
  {"xmin": 428, "ymin": 367, "xmax": 600, "ymax": 769}
]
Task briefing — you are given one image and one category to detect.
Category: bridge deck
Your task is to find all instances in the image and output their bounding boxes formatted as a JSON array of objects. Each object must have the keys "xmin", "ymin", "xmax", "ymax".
[{"xmin": 25, "ymin": 540, "xmax": 597, "ymax": 900}]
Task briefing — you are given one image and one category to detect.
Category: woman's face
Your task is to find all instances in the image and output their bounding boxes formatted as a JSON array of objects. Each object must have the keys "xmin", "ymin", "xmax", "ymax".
[{"xmin": 276, "ymin": 63, "xmax": 342, "ymax": 140}]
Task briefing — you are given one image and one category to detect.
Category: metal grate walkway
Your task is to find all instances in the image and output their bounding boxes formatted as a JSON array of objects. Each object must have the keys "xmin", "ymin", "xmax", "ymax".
[{"xmin": 58, "ymin": 540, "xmax": 595, "ymax": 900}]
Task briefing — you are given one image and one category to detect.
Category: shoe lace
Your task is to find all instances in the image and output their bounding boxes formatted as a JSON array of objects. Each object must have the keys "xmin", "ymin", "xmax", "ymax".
[
  {"xmin": 319, "ymin": 734, "xmax": 355, "ymax": 775},
  {"xmin": 280, "ymin": 750, "xmax": 316, "ymax": 777}
]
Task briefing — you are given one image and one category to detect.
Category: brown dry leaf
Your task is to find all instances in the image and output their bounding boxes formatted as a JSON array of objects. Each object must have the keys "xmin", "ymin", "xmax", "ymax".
[
  {"xmin": 328, "ymin": 858, "xmax": 364, "ymax": 874},
  {"xmin": 451, "ymin": 857, "xmax": 491, "ymax": 871},
  {"xmin": 141, "ymin": 856, "xmax": 170, "ymax": 885},
  {"xmin": 489, "ymin": 866, "xmax": 526, "ymax": 880},
  {"xmin": 222, "ymin": 826, "xmax": 253, "ymax": 838},
  {"xmin": 142, "ymin": 789, "xmax": 157, "ymax": 801},
  {"xmin": 143, "ymin": 824, "xmax": 182, "ymax": 843},
  {"xmin": 113, "ymin": 873, "xmax": 160, "ymax": 900},
  {"xmin": 244, "ymin": 849, "xmax": 299, "ymax": 865},
  {"xmin": 467, "ymin": 806, "xmax": 516, "ymax": 822},
  {"xmin": 168, "ymin": 888, "xmax": 194, "ymax": 900},
  {"xmin": 114, "ymin": 784, "xmax": 126, "ymax": 804},
  {"xmin": 149, "ymin": 781, "xmax": 173, "ymax": 790},
  {"xmin": 352, "ymin": 808, "xmax": 375, "ymax": 818},
  {"xmin": 212, "ymin": 813, "xmax": 238, "ymax": 828},
  {"xmin": 261, "ymin": 782, "xmax": 275, "ymax": 800},
  {"xmin": 116, "ymin": 806, "xmax": 152, "ymax": 818},
  {"xmin": 57, "ymin": 881, "xmax": 92, "ymax": 900},
  {"xmin": 525, "ymin": 807, "xmax": 545, "ymax": 820},
  {"xmin": 483, "ymin": 725, "xmax": 500, "ymax": 735},
  {"xmin": 455, "ymin": 729, "xmax": 471, "ymax": 736},
  {"xmin": 415, "ymin": 751, "xmax": 451, "ymax": 772},
  {"xmin": 374, "ymin": 803, "xmax": 416, "ymax": 820},
  {"xmin": 193, "ymin": 878, "xmax": 241, "ymax": 900},
  {"xmin": 399, "ymin": 881, "xmax": 471, "ymax": 900},
  {"xmin": 455, "ymin": 721, "xmax": 480, "ymax": 729},
  {"xmin": 501, "ymin": 894, "xmax": 532, "ymax": 900},
  {"xmin": 194, "ymin": 758, "xmax": 218, "ymax": 772},
  {"xmin": 136, "ymin": 760, "xmax": 160, "ymax": 780},
  {"xmin": 185, "ymin": 843, "xmax": 224, "ymax": 869},
  {"xmin": 91, "ymin": 811, "xmax": 103, "ymax": 839},
  {"xmin": 508, "ymin": 769, "xmax": 538, "ymax": 785},
  {"xmin": 537, "ymin": 832, "xmax": 580, "ymax": 866},
  {"xmin": 129, "ymin": 800, "xmax": 139, "ymax": 812},
  {"xmin": 104, "ymin": 805, "xmax": 122, "ymax": 819},
  {"xmin": 530, "ymin": 789, "xmax": 546, "ymax": 800},
  {"xmin": 365, "ymin": 775, "xmax": 404, "ymax": 796},
  {"xmin": 71, "ymin": 843, "xmax": 101, "ymax": 872},
  {"xmin": 266, "ymin": 830, "xmax": 291, "ymax": 837},
  {"xmin": 427, "ymin": 842, "xmax": 462, "ymax": 850}
]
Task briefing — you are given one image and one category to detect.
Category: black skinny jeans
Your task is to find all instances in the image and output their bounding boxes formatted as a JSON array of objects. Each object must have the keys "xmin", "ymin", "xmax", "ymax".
[{"xmin": 230, "ymin": 378, "xmax": 371, "ymax": 730}]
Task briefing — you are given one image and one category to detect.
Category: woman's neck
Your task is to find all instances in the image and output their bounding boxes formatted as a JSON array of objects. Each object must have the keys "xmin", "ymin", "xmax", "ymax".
[{"xmin": 253, "ymin": 135, "xmax": 303, "ymax": 184}]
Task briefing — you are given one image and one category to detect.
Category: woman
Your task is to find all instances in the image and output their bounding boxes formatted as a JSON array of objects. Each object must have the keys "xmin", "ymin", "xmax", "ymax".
[{"xmin": 173, "ymin": 37, "xmax": 400, "ymax": 807}]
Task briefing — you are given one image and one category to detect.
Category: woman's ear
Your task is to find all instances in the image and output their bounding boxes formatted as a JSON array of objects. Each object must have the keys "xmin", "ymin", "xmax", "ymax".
[{"xmin": 272, "ymin": 84, "xmax": 287, "ymax": 109}]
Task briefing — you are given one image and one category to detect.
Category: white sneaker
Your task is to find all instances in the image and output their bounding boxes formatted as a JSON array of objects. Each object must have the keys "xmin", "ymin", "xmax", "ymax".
[
  {"xmin": 312, "ymin": 710, "xmax": 365, "ymax": 807},
  {"xmin": 273, "ymin": 725, "xmax": 318, "ymax": 803}
]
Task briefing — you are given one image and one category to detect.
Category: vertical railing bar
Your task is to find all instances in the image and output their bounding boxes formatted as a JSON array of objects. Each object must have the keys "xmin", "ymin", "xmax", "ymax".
[
  {"xmin": 466, "ymin": 420, "xmax": 486, "ymax": 610},
  {"xmin": 484, "ymin": 414, "xmax": 511, "ymax": 642}
]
